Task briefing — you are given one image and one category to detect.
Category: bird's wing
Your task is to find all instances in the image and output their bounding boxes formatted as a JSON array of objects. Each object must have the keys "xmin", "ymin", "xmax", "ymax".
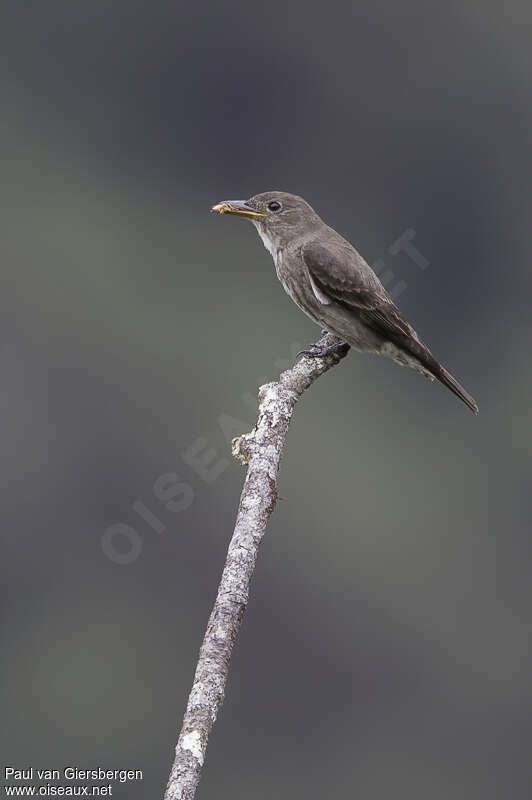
[
  {"xmin": 301, "ymin": 237, "xmax": 426, "ymax": 355},
  {"xmin": 302, "ymin": 237, "xmax": 387, "ymax": 308},
  {"xmin": 302, "ymin": 237, "xmax": 479, "ymax": 414}
]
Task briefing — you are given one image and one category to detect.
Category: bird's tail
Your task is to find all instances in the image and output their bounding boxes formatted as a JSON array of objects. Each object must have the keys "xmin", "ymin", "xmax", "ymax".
[{"xmin": 433, "ymin": 364, "xmax": 479, "ymax": 415}]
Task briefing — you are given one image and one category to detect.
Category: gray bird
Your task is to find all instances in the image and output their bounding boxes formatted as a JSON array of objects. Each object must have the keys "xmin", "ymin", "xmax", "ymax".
[{"xmin": 212, "ymin": 191, "xmax": 478, "ymax": 414}]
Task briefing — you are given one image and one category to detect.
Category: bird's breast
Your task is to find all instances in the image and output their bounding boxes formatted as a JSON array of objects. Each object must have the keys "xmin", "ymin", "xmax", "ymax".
[
  {"xmin": 276, "ymin": 251, "xmax": 324, "ymax": 324},
  {"xmin": 255, "ymin": 228, "xmax": 323, "ymax": 324}
]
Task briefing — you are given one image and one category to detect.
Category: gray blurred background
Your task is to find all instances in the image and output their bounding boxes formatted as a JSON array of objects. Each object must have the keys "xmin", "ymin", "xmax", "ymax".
[{"xmin": 1, "ymin": 1, "xmax": 531, "ymax": 797}]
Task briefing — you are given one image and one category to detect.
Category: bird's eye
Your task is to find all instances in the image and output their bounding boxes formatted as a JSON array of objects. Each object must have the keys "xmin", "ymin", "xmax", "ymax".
[{"xmin": 268, "ymin": 201, "xmax": 281, "ymax": 212}]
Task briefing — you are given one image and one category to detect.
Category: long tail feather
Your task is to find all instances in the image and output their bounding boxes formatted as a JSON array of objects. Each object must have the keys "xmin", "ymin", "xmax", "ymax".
[{"xmin": 433, "ymin": 364, "xmax": 479, "ymax": 414}]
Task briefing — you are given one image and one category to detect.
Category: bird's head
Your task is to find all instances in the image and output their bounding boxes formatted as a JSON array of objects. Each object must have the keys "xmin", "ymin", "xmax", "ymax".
[{"xmin": 211, "ymin": 191, "xmax": 321, "ymax": 246}]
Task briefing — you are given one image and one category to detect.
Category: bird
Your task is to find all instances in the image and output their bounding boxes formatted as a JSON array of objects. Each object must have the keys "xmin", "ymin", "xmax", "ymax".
[{"xmin": 211, "ymin": 191, "xmax": 478, "ymax": 414}]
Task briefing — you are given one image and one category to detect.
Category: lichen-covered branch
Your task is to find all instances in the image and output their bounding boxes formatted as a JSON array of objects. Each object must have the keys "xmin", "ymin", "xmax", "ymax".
[{"xmin": 163, "ymin": 334, "xmax": 348, "ymax": 800}]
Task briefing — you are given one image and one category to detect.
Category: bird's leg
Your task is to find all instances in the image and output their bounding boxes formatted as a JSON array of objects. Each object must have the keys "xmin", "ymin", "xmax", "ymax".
[{"xmin": 297, "ymin": 339, "xmax": 350, "ymax": 359}]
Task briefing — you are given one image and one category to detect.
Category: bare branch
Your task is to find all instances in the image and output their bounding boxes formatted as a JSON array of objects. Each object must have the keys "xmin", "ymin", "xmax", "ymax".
[{"xmin": 163, "ymin": 334, "xmax": 348, "ymax": 800}]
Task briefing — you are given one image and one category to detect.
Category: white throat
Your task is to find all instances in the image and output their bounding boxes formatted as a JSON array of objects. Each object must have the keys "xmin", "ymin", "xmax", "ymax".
[{"xmin": 253, "ymin": 224, "xmax": 277, "ymax": 260}]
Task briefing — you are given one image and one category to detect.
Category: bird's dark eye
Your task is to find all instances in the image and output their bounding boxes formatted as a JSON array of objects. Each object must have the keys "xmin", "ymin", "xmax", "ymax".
[{"xmin": 268, "ymin": 201, "xmax": 281, "ymax": 212}]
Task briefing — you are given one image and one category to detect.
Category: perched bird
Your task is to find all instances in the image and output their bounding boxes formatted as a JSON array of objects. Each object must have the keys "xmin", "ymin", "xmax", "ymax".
[{"xmin": 212, "ymin": 192, "xmax": 478, "ymax": 414}]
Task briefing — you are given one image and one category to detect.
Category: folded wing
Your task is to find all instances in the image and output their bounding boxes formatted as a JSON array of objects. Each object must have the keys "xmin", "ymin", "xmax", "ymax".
[{"xmin": 302, "ymin": 237, "xmax": 478, "ymax": 413}]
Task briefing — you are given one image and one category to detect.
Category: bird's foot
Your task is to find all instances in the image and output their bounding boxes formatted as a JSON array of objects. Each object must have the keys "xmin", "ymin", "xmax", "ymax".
[{"xmin": 297, "ymin": 340, "xmax": 350, "ymax": 359}]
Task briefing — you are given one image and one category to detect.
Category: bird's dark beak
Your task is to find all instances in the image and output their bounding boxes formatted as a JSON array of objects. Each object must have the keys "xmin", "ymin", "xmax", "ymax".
[{"xmin": 211, "ymin": 200, "xmax": 266, "ymax": 219}]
